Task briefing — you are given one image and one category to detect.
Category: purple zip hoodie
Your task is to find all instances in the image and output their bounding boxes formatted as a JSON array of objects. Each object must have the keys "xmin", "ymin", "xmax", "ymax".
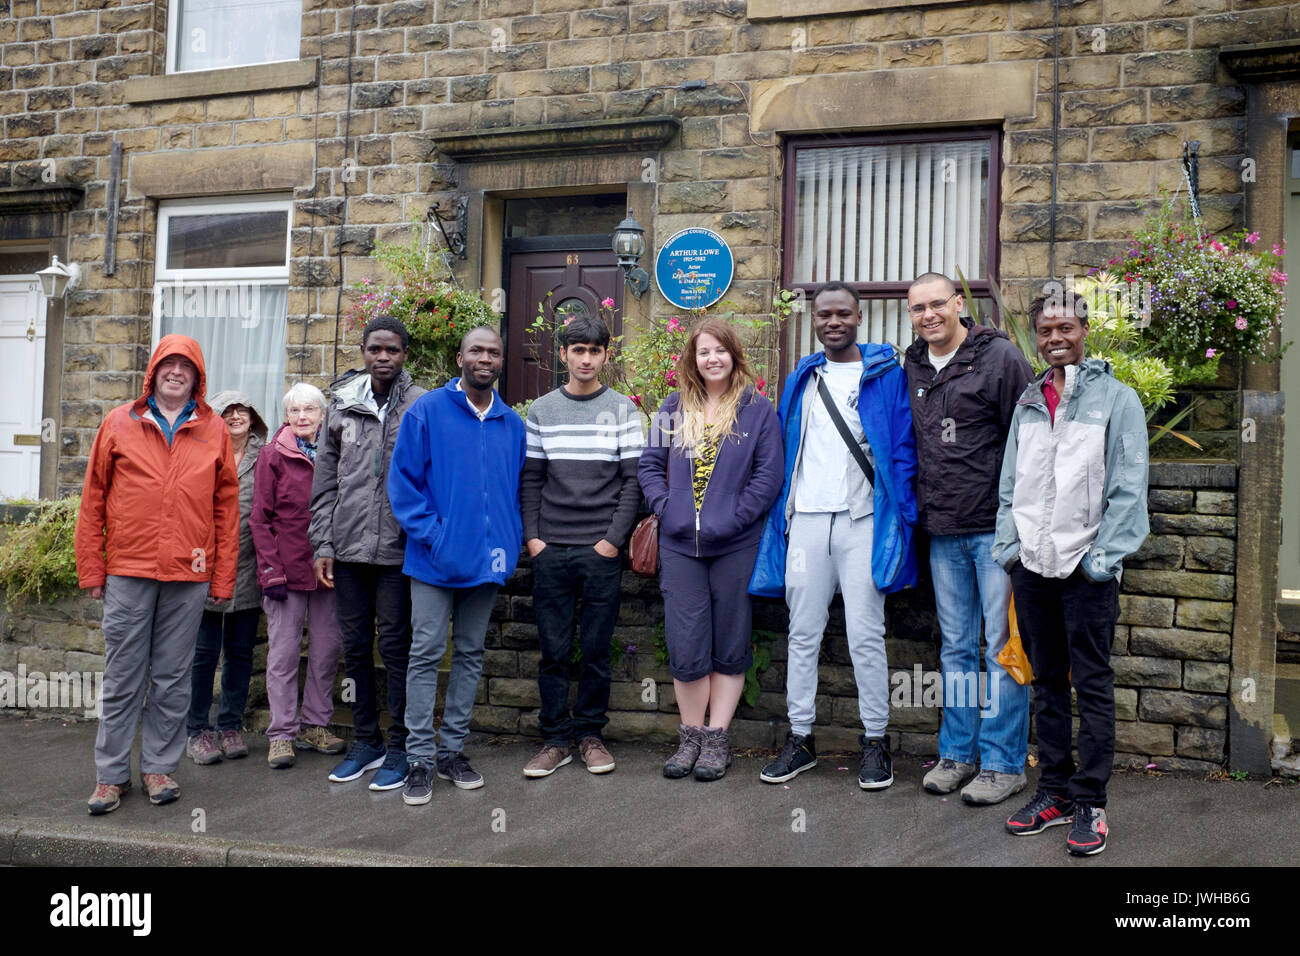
[{"xmin": 638, "ymin": 386, "xmax": 785, "ymax": 557}]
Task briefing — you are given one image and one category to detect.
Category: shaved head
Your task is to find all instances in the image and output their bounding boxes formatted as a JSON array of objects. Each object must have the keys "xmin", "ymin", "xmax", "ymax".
[
  {"xmin": 460, "ymin": 326, "xmax": 501, "ymax": 353},
  {"xmin": 909, "ymin": 272, "xmax": 956, "ymax": 296}
]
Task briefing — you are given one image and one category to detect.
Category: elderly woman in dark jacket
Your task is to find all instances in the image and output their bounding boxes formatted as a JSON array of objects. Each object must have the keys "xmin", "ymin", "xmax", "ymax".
[
  {"xmin": 252, "ymin": 382, "xmax": 346, "ymax": 770},
  {"xmin": 186, "ymin": 390, "xmax": 268, "ymax": 764},
  {"xmin": 638, "ymin": 318, "xmax": 784, "ymax": 782}
]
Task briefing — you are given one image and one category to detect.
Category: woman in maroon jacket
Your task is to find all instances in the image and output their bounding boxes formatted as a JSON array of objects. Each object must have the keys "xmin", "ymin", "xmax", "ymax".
[
  {"xmin": 251, "ymin": 383, "xmax": 345, "ymax": 769},
  {"xmin": 638, "ymin": 318, "xmax": 784, "ymax": 781}
]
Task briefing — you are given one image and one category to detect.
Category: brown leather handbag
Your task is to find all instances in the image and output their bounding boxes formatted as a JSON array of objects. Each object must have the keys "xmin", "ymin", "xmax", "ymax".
[{"xmin": 629, "ymin": 513, "xmax": 659, "ymax": 577}]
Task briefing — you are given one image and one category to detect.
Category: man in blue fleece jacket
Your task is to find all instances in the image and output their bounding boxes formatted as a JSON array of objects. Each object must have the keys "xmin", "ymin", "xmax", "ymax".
[{"xmin": 386, "ymin": 327, "xmax": 525, "ymax": 804}]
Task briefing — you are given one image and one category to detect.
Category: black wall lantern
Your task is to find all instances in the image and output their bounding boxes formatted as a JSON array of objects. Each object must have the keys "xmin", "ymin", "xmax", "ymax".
[{"xmin": 613, "ymin": 211, "xmax": 649, "ymax": 299}]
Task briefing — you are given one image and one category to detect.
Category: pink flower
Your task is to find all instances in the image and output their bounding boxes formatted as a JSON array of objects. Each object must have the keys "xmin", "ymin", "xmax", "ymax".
[
  {"xmin": 666, "ymin": 317, "xmax": 682, "ymax": 333},
  {"xmin": 669, "ymin": 353, "xmax": 679, "ymax": 363},
  {"xmin": 1235, "ymin": 316, "xmax": 1248, "ymax": 330},
  {"xmin": 563, "ymin": 316, "xmax": 575, "ymax": 325},
  {"xmin": 1273, "ymin": 270, "xmax": 1288, "ymax": 285},
  {"xmin": 601, "ymin": 297, "xmax": 615, "ymax": 309},
  {"xmin": 1210, "ymin": 239, "xmax": 1226, "ymax": 253},
  {"xmin": 1226, "ymin": 299, "xmax": 1236, "ymax": 309},
  {"xmin": 1272, "ymin": 243, "xmax": 1285, "ymax": 257},
  {"xmin": 665, "ymin": 370, "xmax": 677, "ymax": 386},
  {"xmin": 1245, "ymin": 232, "xmax": 1259, "ymax": 245},
  {"xmin": 1205, "ymin": 348, "xmax": 1216, "ymax": 358},
  {"xmin": 629, "ymin": 394, "xmax": 642, "ymax": 407},
  {"xmin": 756, "ymin": 377, "xmax": 766, "ymax": 390}
]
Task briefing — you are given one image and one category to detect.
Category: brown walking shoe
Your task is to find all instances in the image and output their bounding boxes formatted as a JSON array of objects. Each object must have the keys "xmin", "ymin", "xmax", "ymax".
[
  {"xmin": 186, "ymin": 730, "xmax": 222, "ymax": 765},
  {"xmin": 268, "ymin": 739, "xmax": 296, "ymax": 769},
  {"xmin": 693, "ymin": 726, "xmax": 731, "ymax": 782},
  {"xmin": 523, "ymin": 744, "xmax": 572, "ymax": 778},
  {"xmin": 663, "ymin": 725, "xmax": 703, "ymax": 779},
  {"xmin": 88, "ymin": 780, "xmax": 130, "ymax": 815},
  {"xmin": 578, "ymin": 736, "xmax": 616, "ymax": 774},
  {"xmin": 140, "ymin": 773, "xmax": 180, "ymax": 806},
  {"xmin": 295, "ymin": 725, "xmax": 346, "ymax": 754},
  {"xmin": 218, "ymin": 729, "xmax": 249, "ymax": 759}
]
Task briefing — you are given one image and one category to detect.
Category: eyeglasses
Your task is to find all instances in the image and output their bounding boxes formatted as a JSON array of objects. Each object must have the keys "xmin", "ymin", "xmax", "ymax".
[
  {"xmin": 907, "ymin": 292, "xmax": 959, "ymax": 317},
  {"xmin": 222, "ymin": 408, "xmax": 250, "ymax": 419}
]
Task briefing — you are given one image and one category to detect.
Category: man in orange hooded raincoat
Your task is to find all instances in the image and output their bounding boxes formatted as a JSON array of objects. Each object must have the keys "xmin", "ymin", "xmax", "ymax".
[{"xmin": 75, "ymin": 335, "xmax": 239, "ymax": 814}]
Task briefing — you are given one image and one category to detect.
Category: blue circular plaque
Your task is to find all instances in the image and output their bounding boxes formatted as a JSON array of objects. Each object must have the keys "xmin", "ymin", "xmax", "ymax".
[{"xmin": 654, "ymin": 227, "xmax": 735, "ymax": 311}]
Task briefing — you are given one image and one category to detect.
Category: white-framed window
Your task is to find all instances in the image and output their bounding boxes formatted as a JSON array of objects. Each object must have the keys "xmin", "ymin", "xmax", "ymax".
[
  {"xmin": 153, "ymin": 196, "xmax": 291, "ymax": 422},
  {"xmin": 167, "ymin": 0, "xmax": 303, "ymax": 74},
  {"xmin": 782, "ymin": 129, "xmax": 1000, "ymax": 359}
]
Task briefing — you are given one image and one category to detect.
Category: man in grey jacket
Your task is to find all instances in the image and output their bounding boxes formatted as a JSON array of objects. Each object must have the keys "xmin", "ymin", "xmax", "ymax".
[
  {"xmin": 993, "ymin": 292, "xmax": 1149, "ymax": 857},
  {"xmin": 309, "ymin": 316, "xmax": 426, "ymax": 792}
]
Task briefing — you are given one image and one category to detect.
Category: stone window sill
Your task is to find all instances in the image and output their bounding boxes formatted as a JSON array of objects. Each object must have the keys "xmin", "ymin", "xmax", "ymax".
[{"xmin": 123, "ymin": 59, "xmax": 318, "ymax": 105}]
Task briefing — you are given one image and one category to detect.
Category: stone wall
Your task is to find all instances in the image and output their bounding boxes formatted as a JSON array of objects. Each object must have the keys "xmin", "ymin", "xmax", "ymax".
[
  {"xmin": 0, "ymin": 463, "xmax": 1238, "ymax": 770},
  {"xmin": 0, "ymin": 0, "xmax": 1291, "ymax": 492}
]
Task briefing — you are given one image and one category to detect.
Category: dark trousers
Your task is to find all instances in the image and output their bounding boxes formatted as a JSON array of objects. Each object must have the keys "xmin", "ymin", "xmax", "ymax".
[
  {"xmin": 532, "ymin": 545, "xmax": 624, "ymax": 745},
  {"xmin": 187, "ymin": 607, "xmax": 261, "ymax": 735},
  {"xmin": 658, "ymin": 544, "xmax": 759, "ymax": 683},
  {"xmin": 333, "ymin": 561, "xmax": 413, "ymax": 752},
  {"xmin": 1010, "ymin": 563, "xmax": 1120, "ymax": 807}
]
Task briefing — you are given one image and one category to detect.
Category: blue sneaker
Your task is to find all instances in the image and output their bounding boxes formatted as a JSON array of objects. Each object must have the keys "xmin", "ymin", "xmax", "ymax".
[
  {"xmin": 368, "ymin": 750, "xmax": 409, "ymax": 791},
  {"xmin": 327, "ymin": 742, "xmax": 386, "ymax": 783}
]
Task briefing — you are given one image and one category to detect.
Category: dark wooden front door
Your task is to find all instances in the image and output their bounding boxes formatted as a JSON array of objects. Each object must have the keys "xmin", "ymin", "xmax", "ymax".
[{"xmin": 504, "ymin": 246, "xmax": 622, "ymax": 405}]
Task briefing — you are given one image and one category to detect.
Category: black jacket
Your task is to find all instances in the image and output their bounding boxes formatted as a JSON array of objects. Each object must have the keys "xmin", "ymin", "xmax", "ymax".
[{"xmin": 904, "ymin": 320, "xmax": 1034, "ymax": 536}]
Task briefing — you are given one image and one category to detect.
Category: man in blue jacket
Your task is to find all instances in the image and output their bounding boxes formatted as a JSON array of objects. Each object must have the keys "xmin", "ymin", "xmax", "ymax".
[
  {"xmin": 751, "ymin": 281, "xmax": 919, "ymax": 790},
  {"xmin": 386, "ymin": 327, "xmax": 526, "ymax": 804}
]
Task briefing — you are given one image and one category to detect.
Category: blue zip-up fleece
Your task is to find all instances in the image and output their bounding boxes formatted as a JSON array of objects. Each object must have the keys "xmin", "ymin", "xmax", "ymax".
[
  {"xmin": 638, "ymin": 386, "xmax": 784, "ymax": 557},
  {"xmin": 749, "ymin": 344, "xmax": 920, "ymax": 596},
  {"xmin": 387, "ymin": 379, "xmax": 526, "ymax": 589}
]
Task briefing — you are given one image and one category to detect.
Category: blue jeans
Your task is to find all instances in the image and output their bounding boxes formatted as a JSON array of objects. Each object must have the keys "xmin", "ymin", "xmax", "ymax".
[
  {"xmin": 405, "ymin": 579, "xmax": 498, "ymax": 759},
  {"xmin": 929, "ymin": 532, "xmax": 1030, "ymax": 774},
  {"xmin": 187, "ymin": 607, "xmax": 260, "ymax": 735}
]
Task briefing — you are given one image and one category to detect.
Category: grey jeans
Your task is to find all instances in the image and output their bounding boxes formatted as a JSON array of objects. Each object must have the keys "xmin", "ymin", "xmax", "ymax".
[
  {"xmin": 405, "ymin": 579, "xmax": 498, "ymax": 759},
  {"xmin": 96, "ymin": 575, "xmax": 210, "ymax": 783},
  {"xmin": 784, "ymin": 511, "xmax": 889, "ymax": 737}
]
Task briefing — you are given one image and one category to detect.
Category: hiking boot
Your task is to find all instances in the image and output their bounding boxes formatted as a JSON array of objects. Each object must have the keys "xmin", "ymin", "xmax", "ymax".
[
  {"xmin": 186, "ymin": 730, "xmax": 222, "ymax": 765},
  {"xmin": 693, "ymin": 726, "xmax": 731, "ymax": 782},
  {"xmin": 523, "ymin": 744, "xmax": 573, "ymax": 778},
  {"xmin": 858, "ymin": 735, "xmax": 893, "ymax": 790},
  {"xmin": 295, "ymin": 724, "xmax": 346, "ymax": 754},
  {"xmin": 218, "ymin": 729, "xmax": 248, "ymax": 759},
  {"xmin": 87, "ymin": 780, "xmax": 130, "ymax": 816},
  {"xmin": 760, "ymin": 731, "xmax": 817, "ymax": 783},
  {"xmin": 402, "ymin": 757, "xmax": 433, "ymax": 806},
  {"xmin": 328, "ymin": 741, "xmax": 387, "ymax": 782},
  {"xmin": 436, "ymin": 751, "xmax": 485, "ymax": 790},
  {"xmin": 961, "ymin": 769, "xmax": 1027, "ymax": 806},
  {"xmin": 922, "ymin": 758, "xmax": 976, "ymax": 794},
  {"xmin": 368, "ymin": 750, "xmax": 409, "ymax": 791},
  {"xmin": 140, "ymin": 773, "xmax": 180, "ymax": 806},
  {"xmin": 1066, "ymin": 805, "xmax": 1108, "ymax": 856},
  {"xmin": 578, "ymin": 736, "xmax": 615, "ymax": 774},
  {"xmin": 268, "ymin": 738, "xmax": 296, "ymax": 769},
  {"xmin": 663, "ymin": 725, "xmax": 703, "ymax": 779},
  {"xmin": 1005, "ymin": 790, "xmax": 1074, "ymax": 836}
]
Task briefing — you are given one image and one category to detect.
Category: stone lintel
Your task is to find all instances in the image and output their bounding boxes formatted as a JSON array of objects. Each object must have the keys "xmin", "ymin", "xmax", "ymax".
[
  {"xmin": 0, "ymin": 186, "xmax": 85, "ymax": 217},
  {"xmin": 436, "ymin": 117, "xmax": 680, "ymax": 162},
  {"xmin": 1147, "ymin": 461, "xmax": 1238, "ymax": 490},
  {"xmin": 748, "ymin": 0, "xmax": 969, "ymax": 19},
  {"xmin": 123, "ymin": 59, "xmax": 319, "ymax": 104},
  {"xmin": 1219, "ymin": 40, "xmax": 1300, "ymax": 82},
  {"xmin": 751, "ymin": 62, "xmax": 1036, "ymax": 134},
  {"xmin": 127, "ymin": 142, "xmax": 316, "ymax": 200}
]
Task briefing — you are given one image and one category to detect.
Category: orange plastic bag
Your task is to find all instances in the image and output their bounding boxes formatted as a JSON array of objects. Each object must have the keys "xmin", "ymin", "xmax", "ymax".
[{"xmin": 997, "ymin": 595, "xmax": 1034, "ymax": 685}]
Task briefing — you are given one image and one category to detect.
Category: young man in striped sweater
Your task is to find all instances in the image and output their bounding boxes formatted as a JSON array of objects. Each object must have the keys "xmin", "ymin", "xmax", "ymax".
[{"xmin": 520, "ymin": 314, "xmax": 643, "ymax": 777}]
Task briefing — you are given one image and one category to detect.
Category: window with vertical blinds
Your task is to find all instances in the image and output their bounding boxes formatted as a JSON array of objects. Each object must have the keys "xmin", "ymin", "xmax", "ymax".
[{"xmin": 782, "ymin": 131, "xmax": 1000, "ymax": 361}]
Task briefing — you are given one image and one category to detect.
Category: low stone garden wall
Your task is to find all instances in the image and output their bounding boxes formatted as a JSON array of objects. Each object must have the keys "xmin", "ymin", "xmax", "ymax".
[{"xmin": 0, "ymin": 461, "xmax": 1236, "ymax": 769}]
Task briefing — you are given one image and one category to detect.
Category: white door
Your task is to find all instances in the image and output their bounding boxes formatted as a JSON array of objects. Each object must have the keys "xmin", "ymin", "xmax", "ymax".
[{"xmin": 0, "ymin": 276, "xmax": 46, "ymax": 500}]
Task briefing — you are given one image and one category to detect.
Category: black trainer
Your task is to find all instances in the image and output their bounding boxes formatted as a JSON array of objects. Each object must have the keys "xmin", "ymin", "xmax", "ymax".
[
  {"xmin": 1005, "ymin": 789, "xmax": 1074, "ymax": 836},
  {"xmin": 402, "ymin": 757, "xmax": 433, "ymax": 806},
  {"xmin": 436, "ymin": 751, "xmax": 485, "ymax": 790},
  {"xmin": 1066, "ymin": 804, "xmax": 1108, "ymax": 856},
  {"xmin": 858, "ymin": 734, "xmax": 893, "ymax": 790},
  {"xmin": 759, "ymin": 731, "xmax": 817, "ymax": 783}
]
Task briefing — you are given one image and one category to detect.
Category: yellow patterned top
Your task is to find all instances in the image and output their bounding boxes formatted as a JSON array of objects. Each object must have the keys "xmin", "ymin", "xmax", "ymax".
[{"xmin": 692, "ymin": 423, "xmax": 718, "ymax": 510}]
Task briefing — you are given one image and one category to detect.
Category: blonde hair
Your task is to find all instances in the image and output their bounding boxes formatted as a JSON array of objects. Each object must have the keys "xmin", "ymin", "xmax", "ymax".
[{"xmin": 673, "ymin": 318, "xmax": 754, "ymax": 451}]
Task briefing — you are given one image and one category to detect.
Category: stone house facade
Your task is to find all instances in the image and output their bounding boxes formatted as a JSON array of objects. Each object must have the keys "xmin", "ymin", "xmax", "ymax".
[{"xmin": 0, "ymin": 0, "xmax": 1295, "ymax": 769}]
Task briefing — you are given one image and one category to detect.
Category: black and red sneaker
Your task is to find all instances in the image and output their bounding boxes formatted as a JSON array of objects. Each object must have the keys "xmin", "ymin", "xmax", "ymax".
[
  {"xmin": 1066, "ymin": 805, "xmax": 1108, "ymax": 856},
  {"xmin": 1005, "ymin": 789, "xmax": 1074, "ymax": 836}
]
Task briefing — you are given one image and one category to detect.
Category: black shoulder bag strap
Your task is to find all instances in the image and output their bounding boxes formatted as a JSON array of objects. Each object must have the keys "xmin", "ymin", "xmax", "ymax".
[{"xmin": 816, "ymin": 373, "xmax": 874, "ymax": 488}]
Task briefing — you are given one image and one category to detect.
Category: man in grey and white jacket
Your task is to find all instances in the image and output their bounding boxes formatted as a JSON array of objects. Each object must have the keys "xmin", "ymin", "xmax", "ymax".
[{"xmin": 992, "ymin": 291, "xmax": 1149, "ymax": 857}]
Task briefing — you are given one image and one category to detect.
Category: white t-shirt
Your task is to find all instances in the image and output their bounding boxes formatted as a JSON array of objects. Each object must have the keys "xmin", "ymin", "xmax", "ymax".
[
  {"xmin": 795, "ymin": 360, "xmax": 868, "ymax": 513},
  {"xmin": 929, "ymin": 346, "xmax": 959, "ymax": 373}
]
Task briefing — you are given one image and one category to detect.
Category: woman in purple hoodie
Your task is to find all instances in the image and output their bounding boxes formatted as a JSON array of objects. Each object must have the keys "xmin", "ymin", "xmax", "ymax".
[
  {"xmin": 638, "ymin": 318, "xmax": 784, "ymax": 781},
  {"xmin": 251, "ymin": 383, "xmax": 345, "ymax": 770}
]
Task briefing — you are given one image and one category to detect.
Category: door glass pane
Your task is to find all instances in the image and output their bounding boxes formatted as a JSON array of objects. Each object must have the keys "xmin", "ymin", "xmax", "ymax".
[
  {"xmin": 553, "ymin": 298, "xmax": 590, "ymax": 321},
  {"xmin": 174, "ymin": 0, "xmax": 302, "ymax": 73},
  {"xmin": 166, "ymin": 210, "xmax": 289, "ymax": 271}
]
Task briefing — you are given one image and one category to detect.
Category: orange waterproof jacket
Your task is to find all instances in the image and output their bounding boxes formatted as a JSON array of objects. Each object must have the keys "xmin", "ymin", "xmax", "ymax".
[{"xmin": 74, "ymin": 335, "xmax": 240, "ymax": 599}]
